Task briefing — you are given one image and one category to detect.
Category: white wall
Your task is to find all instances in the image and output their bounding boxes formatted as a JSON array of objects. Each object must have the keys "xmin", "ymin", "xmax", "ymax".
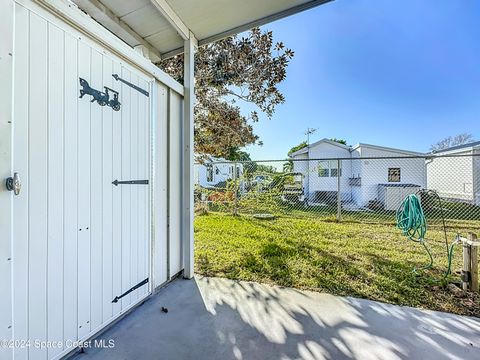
[
  {"xmin": 359, "ymin": 147, "xmax": 426, "ymax": 206},
  {"xmin": 292, "ymin": 143, "xmax": 427, "ymax": 206},
  {"xmin": 426, "ymin": 150, "xmax": 474, "ymax": 202},
  {"xmin": 154, "ymin": 82, "xmax": 184, "ymax": 287},
  {"xmin": 194, "ymin": 162, "xmax": 243, "ymax": 188},
  {"xmin": 292, "ymin": 153, "xmax": 309, "ymax": 195},
  {"xmin": 474, "ymin": 148, "xmax": 480, "ymax": 205},
  {"xmin": 306, "ymin": 142, "xmax": 352, "ymax": 202}
]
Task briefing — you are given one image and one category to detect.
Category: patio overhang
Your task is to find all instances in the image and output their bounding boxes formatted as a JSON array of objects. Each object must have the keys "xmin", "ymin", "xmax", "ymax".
[{"xmin": 71, "ymin": 0, "xmax": 334, "ymax": 61}]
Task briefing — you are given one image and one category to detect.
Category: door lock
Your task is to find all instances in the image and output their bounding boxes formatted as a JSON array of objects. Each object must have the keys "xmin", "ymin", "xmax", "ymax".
[{"xmin": 6, "ymin": 172, "xmax": 21, "ymax": 195}]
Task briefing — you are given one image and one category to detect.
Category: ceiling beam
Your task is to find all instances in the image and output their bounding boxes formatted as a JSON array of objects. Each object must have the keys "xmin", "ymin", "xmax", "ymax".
[
  {"xmin": 72, "ymin": 0, "xmax": 162, "ymax": 62},
  {"xmin": 149, "ymin": 0, "xmax": 190, "ymax": 41}
]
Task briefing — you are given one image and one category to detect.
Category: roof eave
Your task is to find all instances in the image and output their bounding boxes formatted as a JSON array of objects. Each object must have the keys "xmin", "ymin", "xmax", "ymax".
[{"xmin": 162, "ymin": 0, "xmax": 334, "ymax": 59}]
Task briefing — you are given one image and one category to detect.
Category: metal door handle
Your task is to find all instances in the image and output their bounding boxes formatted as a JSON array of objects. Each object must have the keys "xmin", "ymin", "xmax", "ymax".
[{"xmin": 6, "ymin": 172, "xmax": 21, "ymax": 195}]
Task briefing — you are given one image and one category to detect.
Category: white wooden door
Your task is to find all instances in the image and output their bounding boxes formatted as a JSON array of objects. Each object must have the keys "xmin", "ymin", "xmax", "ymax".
[{"xmin": 12, "ymin": 2, "xmax": 151, "ymax": 359}]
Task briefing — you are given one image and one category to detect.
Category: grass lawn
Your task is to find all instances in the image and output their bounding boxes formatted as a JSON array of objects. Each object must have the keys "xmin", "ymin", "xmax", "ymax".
[{"xmin": 194, "ymin": 212, "xmax": 480, "ymax": 317}]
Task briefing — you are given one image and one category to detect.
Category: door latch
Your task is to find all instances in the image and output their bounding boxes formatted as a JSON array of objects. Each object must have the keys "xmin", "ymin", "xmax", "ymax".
[{"xmin": 6, "ymin": 172, "xmax": 21, "ymax": 195}]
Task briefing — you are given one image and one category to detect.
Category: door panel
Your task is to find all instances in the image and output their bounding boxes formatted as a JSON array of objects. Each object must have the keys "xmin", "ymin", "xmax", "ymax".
[
  {"xmin": 28, "ymin": 12, "xmax": 49, "ymax": 360},
  {"xmin": 12, "ymin": 3, "xmax": 152, "ymax": 359},
  {"xmin": 0, "ymin": 1, "xmax": 14, "ymax": 359}
]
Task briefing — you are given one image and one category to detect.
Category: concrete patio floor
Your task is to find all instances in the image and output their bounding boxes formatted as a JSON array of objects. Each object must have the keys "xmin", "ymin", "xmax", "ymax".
[{"xmin": 73, "ymin": 276, "xmax": 480, "ymax": 360}]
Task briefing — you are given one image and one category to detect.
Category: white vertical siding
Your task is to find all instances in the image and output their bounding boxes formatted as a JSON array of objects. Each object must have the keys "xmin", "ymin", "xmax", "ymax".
[
  {"xmin": 474, "ymin": 149, "xmax": 480, "ymax": 205},
  {"xmin": 77, "ymin": 40, "xmax": 92, "ymax": 339},
  {"xmin": 47, "ymin": 22, "xmax": 65, "ymax": 360},
  {"xmin": 12, "ymin": 5, "xmax": 29, "ymax": 360},
  {"xmin": 90, "ymin": 48, "xmax": 104, "ymax": 332},
  {"xmin": 426, "ymin": 151, "xmax": 474, "ymax": 202},
  {"xmin": 63, "ymin": 31, "xmax": 80, "ymax": 349},
  {"xmin": 101, "ymin": 55, "xmax": 114, "ymax": 323},
  {"xmin": 0, "ymin": 0, "xmax": 13, "ymax": 356},
  {"xmin": 28, "ymin": 12, "xmax": 49, "ymax": 360},
  {"xmin": 111, "ymin": 61, "xmax": 123, "ymax": 317}
]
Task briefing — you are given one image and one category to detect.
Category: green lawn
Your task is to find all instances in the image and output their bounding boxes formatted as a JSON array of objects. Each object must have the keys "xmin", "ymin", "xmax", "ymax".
[{"xmin": 194, "ymin": 212, "xmax": 480, "ymax": 317}]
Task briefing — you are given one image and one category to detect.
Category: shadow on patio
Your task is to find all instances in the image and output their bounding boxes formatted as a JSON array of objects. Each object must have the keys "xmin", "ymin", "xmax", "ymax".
[{"xmin": 73, "ymin": 276, "xmax": 480, "ymax": 360}]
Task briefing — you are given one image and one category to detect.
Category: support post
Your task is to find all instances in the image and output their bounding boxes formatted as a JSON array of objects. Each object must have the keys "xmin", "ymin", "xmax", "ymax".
[
  {"xmin": 182, "ymin": 32, "xmax": 196, "ymax": 279},
  {"xmin": 337, "ymin": 159, "xmax": 342, "ymax": 222}
]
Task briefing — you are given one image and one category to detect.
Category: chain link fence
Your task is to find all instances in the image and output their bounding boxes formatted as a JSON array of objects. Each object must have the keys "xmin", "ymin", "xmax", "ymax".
[{"xmin": 194, "ymin": 154, "xmax": 480, "ymax": 236}]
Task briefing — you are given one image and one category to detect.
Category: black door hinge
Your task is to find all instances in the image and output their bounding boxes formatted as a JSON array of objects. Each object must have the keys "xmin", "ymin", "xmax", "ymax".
[
  {"xmin": 112, "ymin": 179, "xmax": 149, "ymax": 186},
  {"xmin": 112, "ymin": 74, "xmax": 149, "ymax": 97},
  {"xmin": 112, "ymin": 278, "xmax": 149, "ymax": 303}
]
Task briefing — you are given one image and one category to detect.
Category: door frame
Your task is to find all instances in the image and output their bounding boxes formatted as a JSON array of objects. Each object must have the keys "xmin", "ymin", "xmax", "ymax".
[{"xmin": 0, "ymin": 0, "xmax": 14, "ymax": 357}]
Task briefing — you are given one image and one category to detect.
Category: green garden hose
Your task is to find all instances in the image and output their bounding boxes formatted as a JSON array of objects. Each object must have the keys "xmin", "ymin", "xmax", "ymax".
[{"xmin": 396, "ymin": 191, "xmax": 456, "ymax": 279}]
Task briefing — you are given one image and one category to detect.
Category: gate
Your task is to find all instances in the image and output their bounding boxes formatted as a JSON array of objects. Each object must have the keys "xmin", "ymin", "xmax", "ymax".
[{"xmin": 11, "ymin": 2, "xmax": 151, "ymax": 359}]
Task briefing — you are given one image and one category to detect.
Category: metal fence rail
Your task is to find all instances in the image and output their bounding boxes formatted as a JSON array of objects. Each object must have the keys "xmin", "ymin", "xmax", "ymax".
[{"xmin": 194, "ymin": 154, "xmax": 480, "ymax": 236}]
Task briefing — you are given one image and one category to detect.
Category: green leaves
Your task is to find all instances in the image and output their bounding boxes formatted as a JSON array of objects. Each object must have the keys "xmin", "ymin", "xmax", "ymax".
[{"xmin": 159, "ymin": 28, "xmax": 294, "ymax": 159}]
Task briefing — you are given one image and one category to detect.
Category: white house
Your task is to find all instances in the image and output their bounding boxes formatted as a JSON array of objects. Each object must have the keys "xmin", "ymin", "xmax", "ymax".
[
  {"xmin": 289, "ymin": 139, "xmax": 426, "ymax": 208},
  {"xmin": 427, "ymin": 141, "xmax": 480, "ymax": 205},
  {"xmin": 194, "ymin": 157, "xmax": 244, "ymax": 191}
]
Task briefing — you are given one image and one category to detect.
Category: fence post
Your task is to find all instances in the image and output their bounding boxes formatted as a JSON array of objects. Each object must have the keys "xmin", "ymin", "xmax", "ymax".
[
  {"xmin": 462, "ymin": 233, "xmax": 478, "ymax": 292},
  {"xmin": 337, "ymin": 159, "xmax": 342, "ymax": 222},
  {"xmin": 469, "ymin": 233, "xmax": 478, "ymax": 292},
  {"xmin": 462, "ymin": 239, "xmax": 471, "ymax": 291},
  {"xmin": 233, "ymin": 161, "xmax": 238, "ymax": 216}
]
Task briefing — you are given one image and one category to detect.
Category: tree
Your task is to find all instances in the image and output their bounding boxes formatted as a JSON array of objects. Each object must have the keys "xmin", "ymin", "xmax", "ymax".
[
  {"xmin": 285, "ymin": 141, "xmax": 308, "ymax": 173},
  {"xmin": 288, "ymin": 141, "xmax": 308, "ymax": 156},
  {"xmin": 430, "ymin": 133, "xmax": 474, "ymax": 151},
  {"xmin": 225, "ymin": 148, "xmax": 257, "ymax": 176},
  {"xmin": 283, "ymin": 161, "xmax": 293, "ymax": 173},
  {"xmin": 256, "ymin": 164, "xmax": 277, "ymax": 174},
  {"xmin": 159, "ymin": 28, "xmax": 294, "ymax": 159},
  {"xmin": 225, "ymin": 147, "xmax": 251, "ymax": 161},
  {"xmin": 330, "ymin": 138, "xmax": 347, "ymax": 145}
]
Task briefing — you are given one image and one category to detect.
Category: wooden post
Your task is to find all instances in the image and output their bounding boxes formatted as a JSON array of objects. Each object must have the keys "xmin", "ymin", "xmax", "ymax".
[
  {"xmin": 469, "ymin": 233, "xmax": 478, "ymax": 292},
  {"xmin": 462, "ymin": 240, "xmax": 472, "ymax": 291}
]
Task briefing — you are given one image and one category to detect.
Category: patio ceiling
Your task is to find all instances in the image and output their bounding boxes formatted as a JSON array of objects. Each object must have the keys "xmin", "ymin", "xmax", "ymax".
[{"xmin": 72, "ymin": 0, "xmax": 333, "ymax": 62}]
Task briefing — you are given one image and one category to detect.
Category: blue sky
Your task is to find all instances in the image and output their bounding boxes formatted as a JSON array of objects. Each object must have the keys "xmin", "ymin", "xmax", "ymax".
[{"xmin": 242, "ymin": 0, "xmax": 480, "ymax": 160}]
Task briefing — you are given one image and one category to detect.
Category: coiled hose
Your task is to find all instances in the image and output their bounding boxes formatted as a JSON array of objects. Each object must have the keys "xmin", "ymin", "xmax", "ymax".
[{"xmin": 396, "ymin": 191, "xmax": 456, "ymax": 279}]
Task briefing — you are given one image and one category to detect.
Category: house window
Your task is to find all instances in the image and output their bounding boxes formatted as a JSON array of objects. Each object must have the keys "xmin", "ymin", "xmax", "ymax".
[
  {"xmin": 206, "ymin": 164, "xmax": 214, "ymax": 182},
  {"xmin": 318, "ymin": 160, "xmax": 342, "ymax": 177},
  {"xmin": 330, "ymin": 160, "xmax": 342, "ymax": 178},
  {"xmin": 236, "ymin": 166, "xmax": 241, "ymax": 178},
  {"xmin": 388, "ymin": 168, "xmax": 401, "ymax": 182},
  {"xmin": 318, "ymin": 161, "xmax": 329, "ymax": 177}
]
